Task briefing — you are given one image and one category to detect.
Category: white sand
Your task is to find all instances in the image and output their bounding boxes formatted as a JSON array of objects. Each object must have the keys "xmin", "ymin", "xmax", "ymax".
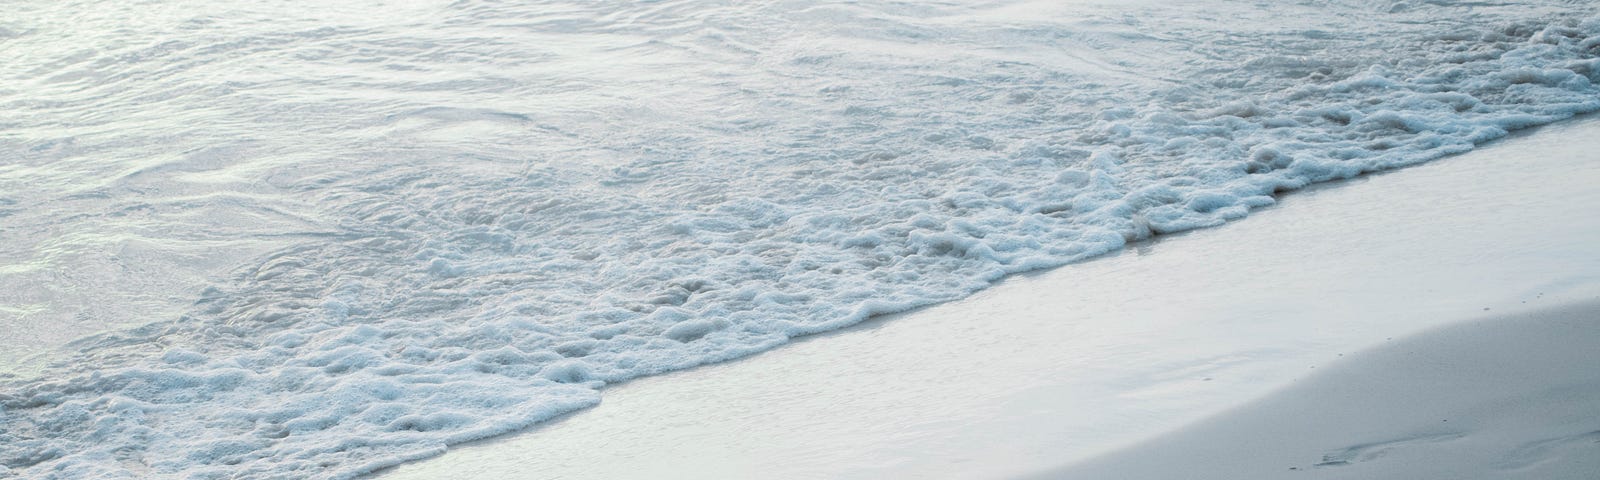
[
  {"xmin": 376, "ymin": 117, "xmax": 1600, "ymax": 479},
  {"xmin": 1027, "ymin": 299, "xmax": 1600, "ymax": 480}
]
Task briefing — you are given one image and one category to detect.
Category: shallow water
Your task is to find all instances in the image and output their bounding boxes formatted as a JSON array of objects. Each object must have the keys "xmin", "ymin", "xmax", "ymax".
[{"xmin": 3, "ymin": 0, "xmax": 1599, "ymax": 477}]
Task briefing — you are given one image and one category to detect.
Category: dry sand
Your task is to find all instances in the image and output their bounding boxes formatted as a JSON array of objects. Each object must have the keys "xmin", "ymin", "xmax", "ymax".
[{"xmin": 1027, "ymin": 298, "xmax": 1600, "ymax": 480}]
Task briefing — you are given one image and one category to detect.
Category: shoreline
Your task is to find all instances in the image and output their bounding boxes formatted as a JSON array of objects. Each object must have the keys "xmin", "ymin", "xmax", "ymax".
[{"xmin": 376, "ymin": 116, "xmax": 1600, "ymax": 478}]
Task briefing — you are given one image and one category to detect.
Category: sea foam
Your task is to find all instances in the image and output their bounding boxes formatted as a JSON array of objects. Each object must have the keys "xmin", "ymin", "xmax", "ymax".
[{"xmin": 2, "ymin": 0, "xmax": 1598, "ymax": 478}]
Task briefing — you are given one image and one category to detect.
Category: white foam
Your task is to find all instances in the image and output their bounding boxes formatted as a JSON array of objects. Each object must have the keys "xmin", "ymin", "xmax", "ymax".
[{"xmin": 2, "ymin": 0, "xmax": 1599, "ymax": 477}]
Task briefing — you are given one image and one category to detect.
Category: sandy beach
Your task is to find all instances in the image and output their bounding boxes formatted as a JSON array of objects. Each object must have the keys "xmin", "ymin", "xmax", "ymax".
[
  {"xmin": 376, "ymin": 119, "xmax": 1600, "ymax": 478},
  {"xmin": 1028, "ymin": 298, "xmax": 1600, "ymax": 479}
]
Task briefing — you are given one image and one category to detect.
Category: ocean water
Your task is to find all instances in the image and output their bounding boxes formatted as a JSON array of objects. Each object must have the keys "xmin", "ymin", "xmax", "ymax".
[{"xmin": 1, "ymin": 0, "xmax": 1597, "ymax": 478}]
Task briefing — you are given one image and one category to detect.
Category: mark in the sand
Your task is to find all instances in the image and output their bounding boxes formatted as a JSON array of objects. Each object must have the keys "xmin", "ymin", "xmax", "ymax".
[
  {"xmin": 1313, "ymin": 433, "xmax": 1464, "ymax": 468},
  {"xmin": 1495, "ymin": 430, "xmax": 1600, "ymax": 471}
]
